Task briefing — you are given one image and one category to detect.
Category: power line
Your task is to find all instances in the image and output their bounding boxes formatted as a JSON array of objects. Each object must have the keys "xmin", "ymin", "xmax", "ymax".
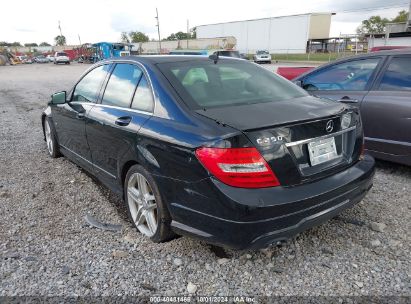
[{"xmin": 334, "ymin": 3, "xmax": 409, "ymax": 14}]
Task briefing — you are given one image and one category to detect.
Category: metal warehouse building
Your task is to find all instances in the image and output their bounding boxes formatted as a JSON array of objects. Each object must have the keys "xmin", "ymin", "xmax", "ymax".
[{"xmin": 196, "ymin": 13, "xmax": 333, "ymax": 54}]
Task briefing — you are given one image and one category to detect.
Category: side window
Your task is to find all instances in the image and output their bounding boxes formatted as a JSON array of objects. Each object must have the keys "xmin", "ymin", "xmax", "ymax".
[
  {"xmin": 131, "ymin": 75, "xmax": 154, "ymax": 112},
  {"xmin": 379, "ymin": 57, "xmax": 411, "ymax": 91},
  {"xmin": 102, "ymin": 64, "xmax": 142, "ymax": 108},
  {"xmin": 303, "ymin": 58, "xmax": 380, "ymax": 91},
  {"xmin": 72, "ymin": 65, "xmax": 110, "ymax": 102}
]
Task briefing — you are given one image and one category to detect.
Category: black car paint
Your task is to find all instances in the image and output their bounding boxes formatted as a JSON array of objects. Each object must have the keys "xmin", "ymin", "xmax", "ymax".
[{"xmin": 43, "ymin": 56, "xmax": 375, "ymax": 249}]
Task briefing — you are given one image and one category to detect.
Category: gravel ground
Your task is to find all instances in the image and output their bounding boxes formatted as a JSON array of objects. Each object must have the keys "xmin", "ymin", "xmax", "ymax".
[{"xmin": 0, "ymin": 63, "xmax": 410, "ymax": 298}]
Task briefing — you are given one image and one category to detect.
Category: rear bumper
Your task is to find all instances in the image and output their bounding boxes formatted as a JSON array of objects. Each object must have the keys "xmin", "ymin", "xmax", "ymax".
[{"xmin": 166, "ymin": 155, "xmax": 375, "ymax": 249}]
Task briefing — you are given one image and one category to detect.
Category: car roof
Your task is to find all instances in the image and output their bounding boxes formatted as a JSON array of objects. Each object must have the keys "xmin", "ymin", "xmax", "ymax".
[
  {"xmin": 101, "ymin": 55, "xmax": 244, "ymax": 65},
  {"xmin": 332, "ymin": 48, "xmax": 411, "ymax": 62}
]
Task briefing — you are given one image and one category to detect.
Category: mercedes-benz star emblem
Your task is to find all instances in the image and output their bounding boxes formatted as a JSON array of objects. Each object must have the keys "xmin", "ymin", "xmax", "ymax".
[{"xmin": 325, "ymin": 120, "xmax": 334, "ymax": 133}]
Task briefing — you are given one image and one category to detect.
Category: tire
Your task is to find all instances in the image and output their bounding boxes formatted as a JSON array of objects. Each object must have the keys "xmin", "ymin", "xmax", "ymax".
[
  {"xmin": 44, "ymin": 117, "xmax": 61, "ymax": 158},
  {"xmin": 124, "ymin": 164, "xmax": 175, "ymax": 243}
]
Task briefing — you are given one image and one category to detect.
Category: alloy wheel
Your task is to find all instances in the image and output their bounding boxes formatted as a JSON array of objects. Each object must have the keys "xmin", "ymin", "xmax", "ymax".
[
  {"xmin": 127, "ymin": 173, "xmax": 158, "ymax": 237},
  {"xmin": 44, "ymin": 120, "xmax": 53, "ymax": 155}
]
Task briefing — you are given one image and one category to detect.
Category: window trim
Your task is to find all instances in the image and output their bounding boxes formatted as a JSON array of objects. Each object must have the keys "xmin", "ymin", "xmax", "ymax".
[
  {"xmin": 301, "ymin": 56, "xmax": 385, "ymax": 92},
  {"xmin": 373, "ymin": 55, "xmax": 411, "ymax": 91}
]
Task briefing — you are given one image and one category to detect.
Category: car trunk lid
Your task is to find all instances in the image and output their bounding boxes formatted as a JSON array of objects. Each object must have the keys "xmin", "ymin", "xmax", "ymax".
[{"xmin": 196, "ymin": 96, "xmax": 363, "ymax": 186}]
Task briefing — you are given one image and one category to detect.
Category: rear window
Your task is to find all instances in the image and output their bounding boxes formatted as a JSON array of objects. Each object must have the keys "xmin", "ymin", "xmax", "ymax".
[
  {"xmin": 57, "ymin": 52, "xmax": 67, "ymax": 56},
  {"xmin": 158, "ymin": 59, "xmax": 307, "ymax": 109}
]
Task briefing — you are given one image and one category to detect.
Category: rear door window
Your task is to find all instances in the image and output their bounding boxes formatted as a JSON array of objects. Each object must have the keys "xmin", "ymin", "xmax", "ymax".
[
  {"xmin": 379, "ymin": 56, "xmax": 411, "ymax": 91},
  {"xmin": 102, "ymin": 63, "xmax": 142, "ymax": 108},
  {"xmin": 72, "ymin": 64, "xmax": 110, "ymax": 103},
  {"xmin": 303, "ymin": 58, "xmax": 381, "ymax": 91}
]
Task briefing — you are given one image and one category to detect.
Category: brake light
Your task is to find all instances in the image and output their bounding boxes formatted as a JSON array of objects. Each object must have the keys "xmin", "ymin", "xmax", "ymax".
[{"xmin": 195, "ymin": 147, "xmax": 280, "ymax": 188}]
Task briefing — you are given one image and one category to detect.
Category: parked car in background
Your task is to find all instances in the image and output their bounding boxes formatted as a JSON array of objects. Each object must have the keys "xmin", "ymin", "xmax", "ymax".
[
  {"xmin": 34, "ymin": 55, "xmax": 49, "ymax": 63},
  {"xmin": 369, "ymin": 46, "xmax": 409, "ymax": 52},
  {"xmin": 212, "ymin": 50, "xmax": 242, "ymax": 59},
  {"xmin": 23, "ymin": 57, "xmax": 33, "ymax": 64},
  {"xmin": 253, "ymin": 50, "xmax": 271, "ymax": 64},
  {"xmin": 294, "ymin": 49, "xmax": 411, "ymax": 166},
  {"xmin": 169, "ymin": 50, "xmax": 208, "ymax": 55},
  {"xmin": 41, "ymin": 56, "xmax": 374, "ymax": 249},
  {"xmin": 54, "ymin": 52, "xmax": 70, "ymax": 64},
  {"xmin": 46, "ymin": 55, "xmax": 55, "ymax": 62}
]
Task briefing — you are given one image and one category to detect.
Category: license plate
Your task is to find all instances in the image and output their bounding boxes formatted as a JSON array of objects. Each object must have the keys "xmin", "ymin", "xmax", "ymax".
[{"xmin": 308, "ymin": 137, "xmax": 338, "ymax": 166}]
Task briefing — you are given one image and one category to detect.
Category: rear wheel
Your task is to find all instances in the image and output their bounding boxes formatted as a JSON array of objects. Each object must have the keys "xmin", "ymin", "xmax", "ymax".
[{"xmin": 124, "ymin": 165, "xmax": 175, "ymax": 242}]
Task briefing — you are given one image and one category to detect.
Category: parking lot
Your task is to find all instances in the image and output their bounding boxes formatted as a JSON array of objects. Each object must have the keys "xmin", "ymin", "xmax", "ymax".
[{"xmin": 0, "ymin": 63, "xmax": 410, "ymax": 297}]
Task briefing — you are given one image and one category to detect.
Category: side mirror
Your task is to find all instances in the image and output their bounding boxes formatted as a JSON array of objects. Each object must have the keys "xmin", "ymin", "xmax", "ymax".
[{"xmin": 51, "ymin": 91, "xmax": 66, "ymax": 104}]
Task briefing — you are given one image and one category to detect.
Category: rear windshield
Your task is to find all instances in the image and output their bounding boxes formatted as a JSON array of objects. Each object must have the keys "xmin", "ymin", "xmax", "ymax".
[
  {"xmin": 57, "ymin": 52, "xmax": 67, "ymax": 56},
  {"xmin": 257, "ymin": 50, "xmax": 269, "ymax": 55},
  {"xmin": 158, "ymin": 59, "xmax": 307, "ymax": 109}
]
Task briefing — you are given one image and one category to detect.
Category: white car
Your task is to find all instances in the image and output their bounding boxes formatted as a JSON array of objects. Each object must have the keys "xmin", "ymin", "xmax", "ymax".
[
  {"xmin": 46, "ymin": 55, "xmax": 55, "ymax": 62},
  {"xmin": 54, "ymin": 52, "xmax": 70, "ymax": 64},
  {"xmin": 253, "ymin": 50, "xmax": 271, "ymax": 64}
]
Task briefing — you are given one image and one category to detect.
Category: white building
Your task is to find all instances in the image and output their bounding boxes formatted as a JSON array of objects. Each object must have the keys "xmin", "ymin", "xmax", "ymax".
[{"xmin": 196, "ymin": 13, "xmax": 333, "ymax": 54}]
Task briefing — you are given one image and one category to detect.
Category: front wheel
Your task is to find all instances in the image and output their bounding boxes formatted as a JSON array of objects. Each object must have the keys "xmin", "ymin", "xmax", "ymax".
[
  {"xmin": 44, "ymin": 117, "xmax": 60, "ymax": 158},
  {"xmin": 124, "ymin": 165, "xmax": 175, "ymax": 243}
]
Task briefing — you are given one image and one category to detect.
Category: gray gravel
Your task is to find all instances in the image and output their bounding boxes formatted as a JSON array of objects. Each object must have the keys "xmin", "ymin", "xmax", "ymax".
[{"xmin": 0, "ymin": 63, "xmax": 410, "ymax": 297}]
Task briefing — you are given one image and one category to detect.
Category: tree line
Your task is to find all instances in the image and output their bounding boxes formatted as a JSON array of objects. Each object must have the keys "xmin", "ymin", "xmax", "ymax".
[
  {"xmin": 357, "ymin": 10, "xmax": 409, "ymax": 35},
  {"xmin": 120, "ymin": 28, "xmax": 196, "ymax": 43},
  {"xmin": 0, "ymin": 42, "xmax": 52, "ymax": 47}
]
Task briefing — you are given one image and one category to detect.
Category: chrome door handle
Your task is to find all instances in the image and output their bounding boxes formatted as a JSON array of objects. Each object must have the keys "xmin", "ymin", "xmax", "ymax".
[{"xmin": 115, "ymin": 116, "xmax": 132, "ymax": 127}]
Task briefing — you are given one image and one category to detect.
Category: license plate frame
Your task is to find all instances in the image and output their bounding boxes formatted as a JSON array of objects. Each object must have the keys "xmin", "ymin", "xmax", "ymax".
[{"xmin": 308, "ymin": 137, "xmax": 339, "ymax": 166}]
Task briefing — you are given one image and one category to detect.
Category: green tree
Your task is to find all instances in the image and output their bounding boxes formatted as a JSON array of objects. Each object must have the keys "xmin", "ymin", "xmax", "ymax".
[
  {"xmin": 120, "ymin": 32, "xmax": 130, "ymax": 43},
  {"xmin": 357, "ymin": 15, "xmax": 389, "ymax": 35},
  {"xmin": 0, "ymin": 41, "xmax": 10, "ymax": 46},
  {"xmin": 165, "ymin": 31, "xmax": 195, "ymax": 41},
  {"xmin": 392, "ymin": 10, "xmax": 409, "ymax": 23},
  {"xmin": 191, "ymin": 27, "xmax": 197, "ymax": 39},
  {"xmin": 54, "ymin": 35, "xmax": 66, "ymax": 46},
  {"xmin": 128, "ymin": 31, "xmax": 149, "ymax": 43},
  {"xmin": 24, "ymin": 43, "xmax": 38, "ymax": 47},
  {"xmin": 10, "ymin": 42, "xmax": 22, "ymax": 47},
  {"xmin": 39, "ymin": 42, "xmax": 51, "ymax": 46}
]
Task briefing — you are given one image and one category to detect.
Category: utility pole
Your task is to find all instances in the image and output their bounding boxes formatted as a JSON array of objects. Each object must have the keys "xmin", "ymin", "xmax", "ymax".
[
  {"xmin": 187, "ymin": 19, "xmax": 189, "ymax": 49},
  {"xmin": 58, "ymin": 21, "xmax": 63, "ymax": 37},
  {"xmin": 78, "ymin": 34, "xmax": 82, "ymax": 46},
  {"xmin": 155, "ymin": 8, "xmax": 161, "ymax": 54}
]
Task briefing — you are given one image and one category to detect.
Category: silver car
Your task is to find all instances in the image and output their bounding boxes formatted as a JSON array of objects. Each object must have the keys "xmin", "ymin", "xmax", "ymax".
[{"xmin": 253, "ymin": 50, "xmax": 271, "ymax": 64}]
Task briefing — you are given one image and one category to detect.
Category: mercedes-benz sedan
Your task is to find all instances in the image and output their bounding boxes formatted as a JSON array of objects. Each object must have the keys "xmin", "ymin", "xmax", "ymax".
[{"xmin": 42, "ymin": 56, "xmax": 375, "ymax": 249}]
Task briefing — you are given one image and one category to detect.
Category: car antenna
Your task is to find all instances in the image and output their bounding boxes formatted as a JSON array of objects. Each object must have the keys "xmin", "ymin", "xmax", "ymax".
[{"xmin": 209, "ymin": 52, "xmax": 219, "ymax": 64}]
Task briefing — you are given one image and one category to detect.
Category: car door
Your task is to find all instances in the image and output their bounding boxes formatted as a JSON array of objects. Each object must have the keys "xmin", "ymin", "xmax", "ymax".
[
  {"xmin": 360, "ymin": 55, "xmax": 411, "ymax": 158},
  {"xmin": 52, "ymin": 64, "xmax": 111, "ymax": 170},
  {"xmin": 300, "ymin": 57, "xmax": 384, "ymax": 106},
  {"xmin": 86, "ymin": 63, "xmax": 154, "ymax": 186}
]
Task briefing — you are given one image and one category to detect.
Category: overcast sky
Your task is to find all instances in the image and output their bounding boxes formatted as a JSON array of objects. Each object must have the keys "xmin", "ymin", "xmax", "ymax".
[{"xmin": 1, "ymin": 0, "xmax": 409, "ymax": 45}]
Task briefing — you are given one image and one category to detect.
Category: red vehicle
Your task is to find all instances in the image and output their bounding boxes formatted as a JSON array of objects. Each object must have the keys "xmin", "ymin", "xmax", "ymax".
[
  {"xmin": 370, "ymin": 46, "xmax": 410, "ymax": 52},
  {"xmin": 277, "ymin": 67, "xmax": 315, "ymax": 80}
]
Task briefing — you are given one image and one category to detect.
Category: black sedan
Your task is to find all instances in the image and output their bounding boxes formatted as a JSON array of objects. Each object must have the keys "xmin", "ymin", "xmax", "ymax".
[
  {"xmin": 42, "ymin": 56, "xmax": 375, "ymax": 249},
  {"xmin": 294, "ymin": 49, "xmax": 411, "ymax": 166}
]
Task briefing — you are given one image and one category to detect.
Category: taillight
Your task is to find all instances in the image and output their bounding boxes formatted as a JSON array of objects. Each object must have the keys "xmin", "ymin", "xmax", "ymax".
[{"xmin": 195, "ymin": 147, "xmax": 280, "ymax": 188}]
